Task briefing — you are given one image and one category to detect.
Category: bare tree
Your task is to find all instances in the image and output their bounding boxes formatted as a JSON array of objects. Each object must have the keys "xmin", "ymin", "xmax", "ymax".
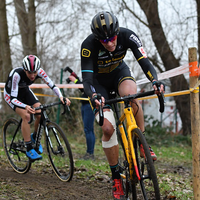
[
  {"xmin": 118, "ymin": 0, "xmax": 190, "ymax": 135},
  {"xmin": 0, "ymin": 0, "xmax": 13, "ymax": 113},
  {"xmin": 14, "ymin": 0, "xmax": 37, "ymax": 55},
  {"xmin": 0, "ymin": 0, "xmax": 12, "ymax": 81}
]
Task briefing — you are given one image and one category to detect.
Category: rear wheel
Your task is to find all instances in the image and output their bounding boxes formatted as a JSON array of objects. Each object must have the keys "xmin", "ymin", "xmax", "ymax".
[
  {"xmin": 132, "ymin": 128, "xmax": 160, "ymax": 200},
  {"xmin": 2, "ymin": 118, "xmax": 31, "ymax": 174},
  {"xmin": 45, "ymin": 122, "xmax": 74, "ymax": 182}
]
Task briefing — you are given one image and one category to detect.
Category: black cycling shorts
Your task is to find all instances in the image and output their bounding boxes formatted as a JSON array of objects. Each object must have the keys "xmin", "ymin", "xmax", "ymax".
[
  {"xmin": 5, "ymin": 87, "xmax": 39, "ymax": 111},
  {"xmin": 93, "ymin": 61, "xmax": 136, "ymax": 100}
]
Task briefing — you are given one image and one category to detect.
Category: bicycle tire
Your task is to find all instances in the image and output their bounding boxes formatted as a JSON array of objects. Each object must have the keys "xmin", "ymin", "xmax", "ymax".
[
  {"xmin": 45, "ymin": 122, "xmax": 74, "ymax": 182},
  {"xmin": 117, "ymin": 128, "xmax": 137, "ymax": 200},
  {"xmin": 2, "ymin": 118, "xmax": 31, "ymax": 174},
  {"xmin": 132, "ymin": 128, "xmax": 160, "ymax": 200}
]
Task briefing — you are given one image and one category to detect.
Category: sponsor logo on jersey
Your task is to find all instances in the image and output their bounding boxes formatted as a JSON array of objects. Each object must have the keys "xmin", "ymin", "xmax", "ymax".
[
  {"xmin": 98, "ymin": 50, "xmax": 106, "ymax": 57},
  {"xmin": 114, "ymin": 50, "xmax": 125, "ymax": 56},
  {"xmin": 39, "ymin": 69, "xmax": 47, "ymax": 78},
  {"xmin": 138, "ymin": 47, "xmax": 147, "ymax": 58},
  {"xmin": 129, "ymin": 34, "xmax": 142, "ymax": 47},
  {"xmin": 4, "ymin": 94, "xmax": 10, "ymax": 103},
  {"xmin": 147, "ymin": 71, "xmax": 153, "ymax": 81},
  {"xmin": 42, "ymin": 78, "xmax": 49, "ymax": 85},
  {"xmin": 90, "ymin": 85, "xmax": 96, "ymax": 93},
  {"xmin": 14, "ymin": 99, "xmax": 22, "ymax": 105},
  {"xmin": 97, "ymin": 55, "xmax": 124, "ymax": 67},
  {"xmin": 82, "ymin": 48, "xmax": 91, "ymax": 57},
  {"xmin": 13, "ymin": 74, "xmax": 18, "ymax": 90}
]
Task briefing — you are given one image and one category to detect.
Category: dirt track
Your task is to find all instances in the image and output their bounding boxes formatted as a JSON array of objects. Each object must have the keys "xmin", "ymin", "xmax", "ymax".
[{"xmin": 0, "ymin": 164, "xmax": 113, "ymax": 200}]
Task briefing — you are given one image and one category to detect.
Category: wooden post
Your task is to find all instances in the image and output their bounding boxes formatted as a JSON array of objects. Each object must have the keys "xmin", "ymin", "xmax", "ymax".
[{"xmin": 189, "ymin": 47, "xmax": 200, "ymax": 199}]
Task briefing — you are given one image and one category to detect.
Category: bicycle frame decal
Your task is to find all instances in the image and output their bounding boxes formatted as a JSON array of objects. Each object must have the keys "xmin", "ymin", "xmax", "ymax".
[{"xmin": 118, "ymin": 107, "xmax": 141, "ymax": 181}]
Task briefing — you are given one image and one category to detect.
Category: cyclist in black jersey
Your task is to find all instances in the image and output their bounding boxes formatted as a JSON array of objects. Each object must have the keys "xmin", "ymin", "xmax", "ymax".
[
  {"xmin": 4, "ymin": 55, "xmax": 71, "ymax": 162},
  {"xmin": 81, "ymin": 11, "xmax": 165, "ymax": 200}
]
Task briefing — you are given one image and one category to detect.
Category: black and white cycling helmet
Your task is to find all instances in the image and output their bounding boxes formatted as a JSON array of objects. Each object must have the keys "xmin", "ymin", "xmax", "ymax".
[
  {"xmin": 22, "ymin": 55, "xmax": 40, "ymax": 72},
  {"xmin": 91, "ymin": 11, "xmax": 119, "ymax": 40}
]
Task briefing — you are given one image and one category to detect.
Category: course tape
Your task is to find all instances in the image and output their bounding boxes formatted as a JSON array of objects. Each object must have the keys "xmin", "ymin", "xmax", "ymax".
[
  {"xmin": 0, "ymin": 64, "xmax": 189, "ymax": 89},
  {"xmin": 136, "ymin": 63, "xmax": 189, "ymax": 85},
  {"xmin": 0, "ymin": 63, "xmax": 198, "ymax": 101}
]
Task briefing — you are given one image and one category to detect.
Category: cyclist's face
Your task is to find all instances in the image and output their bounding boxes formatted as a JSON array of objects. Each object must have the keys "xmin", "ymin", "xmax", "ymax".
[
  {"xmin": 100, "ymin": 35, "xmax": 117, "ymax": 52},
  {"xmin": 25, "ymin": 70, "xmax": 38, "ymax": 81}
]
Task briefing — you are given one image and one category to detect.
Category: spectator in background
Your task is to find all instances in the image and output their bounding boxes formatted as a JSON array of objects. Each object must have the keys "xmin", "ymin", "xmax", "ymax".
[{"xmin": 67, "ymin": 75, "xmax": 95, "ymax": 160}]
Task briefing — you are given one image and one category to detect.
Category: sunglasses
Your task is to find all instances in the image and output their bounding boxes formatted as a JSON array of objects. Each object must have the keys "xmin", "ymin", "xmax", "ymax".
[
  {"xmin": 27, "ymin": 71, "xmax": 37, "ymax": 74},
  {"xmin": 100, "ymin": 35, "xmax": 117, "ymax": 44}
]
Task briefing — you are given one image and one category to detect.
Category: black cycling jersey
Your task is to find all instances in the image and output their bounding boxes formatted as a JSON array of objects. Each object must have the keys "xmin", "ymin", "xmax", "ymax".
[{"xmin": 81, "ymin": 27, "xmax": 158, "ymax": 98}]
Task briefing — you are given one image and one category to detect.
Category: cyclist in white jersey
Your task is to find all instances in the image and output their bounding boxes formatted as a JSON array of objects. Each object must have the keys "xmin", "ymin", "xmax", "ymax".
[{"xmin": 4, "ymin": 55, "xmax": 71, "ymax": 161}]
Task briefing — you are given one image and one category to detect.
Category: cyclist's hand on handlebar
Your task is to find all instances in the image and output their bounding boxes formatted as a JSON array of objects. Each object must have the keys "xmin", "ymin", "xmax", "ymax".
[
  {"xmin": 91, "ymin": 93, "xmax": 105, "ymax": 109},
  {"xmin": 152, "ymin": 80, "xmax": 165, "ymax": 94},
  {"xmin": 60, "ymin": 97, "xmax": 71, "ymax": 106},
  {"xmin": 25, "ymin": 105, "xmax": 35, "ymax": 114},
  {"xmin": 152, "ymin": 80, "xmax": 165, "ymax": 113}
]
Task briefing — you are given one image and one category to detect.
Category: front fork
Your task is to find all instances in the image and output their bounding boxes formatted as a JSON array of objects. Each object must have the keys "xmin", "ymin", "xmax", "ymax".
[
  {"xmin": 45, "ymin": 123, "xmax": 63, "ymax": 155},
  {"xmin": 118, "ymin": 107, "xmax": 141, "ymax": 181}
]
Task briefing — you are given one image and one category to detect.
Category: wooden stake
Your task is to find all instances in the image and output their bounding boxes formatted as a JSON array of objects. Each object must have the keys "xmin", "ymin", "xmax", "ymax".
[{"xmin": 189, "ymin": 47, "xmax": 200, "ymax": 199}]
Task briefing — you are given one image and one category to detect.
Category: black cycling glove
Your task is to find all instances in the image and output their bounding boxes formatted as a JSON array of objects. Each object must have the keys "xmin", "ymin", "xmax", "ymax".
[
  {"xmin": 91, "ymin": 93, "xmax": 102, "ymax": 109},
  {"xmin": 91, "ymin": 95, "xmax": 98, "ymax": 108},
  {"xmin": 152, "ymin": 81, "xmax": 165, "ymax": 91}
]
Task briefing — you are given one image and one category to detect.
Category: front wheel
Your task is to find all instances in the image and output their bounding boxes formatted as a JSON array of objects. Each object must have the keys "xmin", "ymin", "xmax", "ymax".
[
  {"xmin": 45, "ymin": 122, "xmax": 74, "ymax": 182},
  {"xmin": 117, "ymin": 128, "xmax": 137, "ymax": 200},
  {"xmin": 132, "ymin": 128, "xmax": 160, "ymax": 200},
  {"xmin": 2, "ymin": 118, "xmax": 31, "ymax": 174}
]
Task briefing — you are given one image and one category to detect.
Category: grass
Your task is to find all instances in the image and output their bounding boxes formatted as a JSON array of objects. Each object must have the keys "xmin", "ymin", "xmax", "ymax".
[
  {"xmin": 143, "ymin": 118, "xmax": 193, "ymax": 199},
  {"xmin": 153, "ymin": 145, "xmax": 192, "ymax": 166},
  {"xmin": 69, "ymin": 134, "xmax": 111, "ymax": 180},
  {"xmin": 153, "ymin": 144, "xmax": 193, "ymax": 199},
  {"xmin": 67, "ymin": 131, "xmax": 194, "ymax": 199},
  {"xmin": 0, "ymin": 112, "xmax": 194, "ymax": 199}
]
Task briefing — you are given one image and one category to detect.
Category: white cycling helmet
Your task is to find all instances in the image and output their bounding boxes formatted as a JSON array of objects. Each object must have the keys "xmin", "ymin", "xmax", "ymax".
[{"xmin": 22, "ymin": 55, "xmax": 40, "ymax": 72}]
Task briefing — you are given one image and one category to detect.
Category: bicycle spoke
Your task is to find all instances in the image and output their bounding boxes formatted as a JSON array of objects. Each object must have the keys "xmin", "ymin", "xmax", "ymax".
[
  {"xmin": 133, "ymin": 128, "xmax": 160, "ymax": 200},
  {"xmin": 46, "ymin": 122, "xmax": 74, "ymax": 182},
  {"xmin": 2, "ymin": 118, "xmax": 31, "ymax": 174}
]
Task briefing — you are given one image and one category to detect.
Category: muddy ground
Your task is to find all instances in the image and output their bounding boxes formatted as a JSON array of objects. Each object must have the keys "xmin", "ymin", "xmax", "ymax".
[
  {"xmin": 0, "ymin": 160, "xmax": 193, "ymax": 200},
  {"xmin": 0, "ymin": 163, "xmax": 113, "ymax": 200}
]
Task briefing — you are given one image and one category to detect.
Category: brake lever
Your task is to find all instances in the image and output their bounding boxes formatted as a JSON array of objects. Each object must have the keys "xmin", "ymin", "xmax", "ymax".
[
  {"xmin": 61, "ymin": 98, "xmax": 70, "ymax": 115},
  {"xmin": 28, "ymin": 106, "xmax": 35, "ymax": 124},
  {"xmin": 156, "ymin": 91, "xmax": 165, "ymax": 113},
  {"xmin": 97, "ymin": 93, "xmax": 104, "ymax": 126}
]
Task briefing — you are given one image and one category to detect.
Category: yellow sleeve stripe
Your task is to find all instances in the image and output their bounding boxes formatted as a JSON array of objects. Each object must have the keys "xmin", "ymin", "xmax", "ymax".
[{"xmin": 137, "ymin": 56, "xmax": 144, "ymax": 61}]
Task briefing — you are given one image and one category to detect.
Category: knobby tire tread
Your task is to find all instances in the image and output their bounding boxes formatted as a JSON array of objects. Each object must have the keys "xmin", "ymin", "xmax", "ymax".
[
  {"xmin": 132, "ymin": 128, "xmax": 160, "ymax": 200},
  {"xmin": 46, "ymin": 121, "xmax": 74, "ymax": 182},
  {"xmin": 2, "ymin": 118, "xmax": 31, "ymax": 174}
]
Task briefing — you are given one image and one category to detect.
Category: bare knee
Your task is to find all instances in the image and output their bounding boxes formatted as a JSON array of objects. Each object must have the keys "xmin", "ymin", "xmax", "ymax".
[
  {"xmin": 23, "ymin": 113, "xmax": 31, "ymax": 123},
  {"xmin": 102, "ymin": 121, "xmax": 114, "ymax": 140}
]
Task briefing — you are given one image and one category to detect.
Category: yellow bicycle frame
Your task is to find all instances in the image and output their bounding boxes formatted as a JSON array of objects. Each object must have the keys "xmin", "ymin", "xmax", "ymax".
[{"xmin": 118, "ymin": 105, "xmax": 141, "ymax": 181}]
